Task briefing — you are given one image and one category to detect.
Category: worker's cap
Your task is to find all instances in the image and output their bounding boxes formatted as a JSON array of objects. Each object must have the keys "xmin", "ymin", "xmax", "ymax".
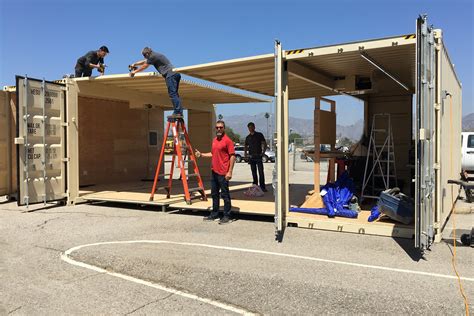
[
  {"xmin": 142, "ymin": 47, "xmax": 153, "ymax": 57},
  {"xmin": 99, "ymin": 46, "xmax": 110, "ymax": 53}
]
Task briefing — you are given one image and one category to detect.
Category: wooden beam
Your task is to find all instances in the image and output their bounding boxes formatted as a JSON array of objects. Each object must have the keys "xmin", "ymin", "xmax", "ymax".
[{"xmin": 314, "ymin": 98, "xmax": 321, "ymax": 193}]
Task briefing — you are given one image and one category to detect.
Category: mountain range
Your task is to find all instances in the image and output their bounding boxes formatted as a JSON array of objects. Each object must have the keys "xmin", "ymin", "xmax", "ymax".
[{"xmin": 223, "ymin": 113, "xmax": 364, "ymax": 141}]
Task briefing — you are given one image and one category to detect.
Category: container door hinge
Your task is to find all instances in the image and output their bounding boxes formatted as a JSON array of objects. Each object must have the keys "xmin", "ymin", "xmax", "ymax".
[
  {"xmin": 434, "ymin": 103, "xmax": 440, "ymax": 111},
  {"xmin": 433, "ymin": 222, "xmax": 440, "ymax": 229},
  {"xmin": 61, "ymin": 122, "xmax": 69, "ymax": 127},
  {"xmin": 61, "ymin": 158, "xmax": 70, "ymax": 162},
  {"xmin": 14, "ymin": 137, "xmax": 25, "ymax": 144},
  {"xmin": 434, "ymin": 163, "xmax": 440, "ymax": 170}
]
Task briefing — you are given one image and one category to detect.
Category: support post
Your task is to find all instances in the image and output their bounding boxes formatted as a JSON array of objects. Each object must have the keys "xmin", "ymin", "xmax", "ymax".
[{"xmin": 314, "ymin": 97, "xmax": 321, "ymax": 193}]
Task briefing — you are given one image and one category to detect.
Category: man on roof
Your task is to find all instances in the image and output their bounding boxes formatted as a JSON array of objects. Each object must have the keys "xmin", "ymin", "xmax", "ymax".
[
  {"xmin": 75, "ymin": 46, "xmax": 109, "ymax": 77},
  {"xmin": 129, "ymin": 47, "xmax": 183, "ymax": 120}
]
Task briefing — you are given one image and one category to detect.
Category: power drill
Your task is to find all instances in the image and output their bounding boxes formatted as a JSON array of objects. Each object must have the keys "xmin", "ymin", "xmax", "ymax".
[
  {"xmin": 128, "ymin": 64, "xmax": 137, "ymax": 72},
  {"xmin": 98, "ymin": 63, "xmax": 107, "ymax": 74}
]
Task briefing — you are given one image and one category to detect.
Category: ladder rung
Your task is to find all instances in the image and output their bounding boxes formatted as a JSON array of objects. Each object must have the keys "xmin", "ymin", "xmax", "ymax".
[
  {"xmin": 187, "ymin": 173, "xmax": 199, "ymax": 178},
  {"xmin": 188, "ymin": 187, "xmax": 204, "ymax": 193},
  {"xmin": 154, "ymin": 185, "xmax": 170, "ymax": 191}
]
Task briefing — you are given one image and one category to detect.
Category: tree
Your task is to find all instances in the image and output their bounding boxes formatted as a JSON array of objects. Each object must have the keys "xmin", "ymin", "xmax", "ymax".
[
  {"xmin": 225, "ymin": 127, "xmax": 241, "ymax": 143},
  {"xmin": 289, "ymin": 132, "xmax": 302, "ymax": 144}
]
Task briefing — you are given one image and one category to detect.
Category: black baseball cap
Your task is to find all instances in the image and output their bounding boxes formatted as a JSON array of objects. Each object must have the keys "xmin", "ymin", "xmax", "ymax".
[{"xmin": 99, "ymin": 46, "xmax": 110, "ymax": 53}]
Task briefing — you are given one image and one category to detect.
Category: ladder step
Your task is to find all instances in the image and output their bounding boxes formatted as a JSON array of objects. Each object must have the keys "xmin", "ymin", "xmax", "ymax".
[
  {"xmin": 188, "ymin": 187, "xmax": 204, "ymax": 193},
  {"xmin": 187, "ymin": 173, "xmax": 199, "ymax": 178}
]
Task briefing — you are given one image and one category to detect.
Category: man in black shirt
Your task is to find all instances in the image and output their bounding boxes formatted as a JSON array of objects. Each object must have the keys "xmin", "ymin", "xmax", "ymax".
[
  {"xmin": 129, "ymin": 47, "xmax": 183, "ymax": 120},
  {"xmin": 244, "ymin": 122, "xmax": 267, "ymax": 192},
  {"xmin": 75, "ymin": 46, "xmax": 109, "ymax": 77}
]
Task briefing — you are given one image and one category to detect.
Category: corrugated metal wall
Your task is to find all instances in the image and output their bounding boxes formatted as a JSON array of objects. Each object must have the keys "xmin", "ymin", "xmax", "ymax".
[
  {"xmin": 368, "ymin": 94, "xmax": 413, "ymax": 195},
  {"xmin": 439, "ymin": 46, "xmax": 462, "ymax": 227}
]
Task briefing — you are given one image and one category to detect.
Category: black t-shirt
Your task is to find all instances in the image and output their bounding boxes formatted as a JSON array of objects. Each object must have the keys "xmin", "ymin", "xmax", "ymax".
[
  {"xmin": 76, "ymin": 50, "xmax": 103, "ymax": 69},
  {"xmin": 245, "ymin": 132, "xmax": 266, "ymax": 156},
  {"xmin": 146, "ymin": 51, "xmax": 175, "ymax": 78}
]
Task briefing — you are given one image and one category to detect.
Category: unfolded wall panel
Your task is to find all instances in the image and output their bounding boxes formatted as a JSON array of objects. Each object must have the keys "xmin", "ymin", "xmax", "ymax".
[
  {"xmin": 439, "ymin": 47, "xmax": 462, "ymax": 227},
  {"xmin": 188, "ymin": 109, "xmax": 214, "ymax": 180},
  {"xmin": 78, "ymin": 97, "xmax": 162, "ymax": 185},
  {"xmin": 0, "ymin": 92, "xmax": 17, "ymax": 197},
  {"xmin": 0, "ymin": 91, "xmax": 9, "ymax": 195},
  {"xmin": 368, "ymin": 94, "xmax": 413, "ymax": 195}
]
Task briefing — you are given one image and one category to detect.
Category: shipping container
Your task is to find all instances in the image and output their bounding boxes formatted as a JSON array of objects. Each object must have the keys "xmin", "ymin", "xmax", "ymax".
[{"xmin": 177, "ymin": 16, "xmax": 463, "ymax": 250}]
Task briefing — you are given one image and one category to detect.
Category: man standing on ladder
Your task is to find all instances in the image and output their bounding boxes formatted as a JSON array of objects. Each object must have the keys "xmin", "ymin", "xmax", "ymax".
[
  {"xmin": 195, "ymin": 120, "xmax": 236, "ymax": 224},
  {"xmin": 75, "ymin": 46, "xmax": 109, "ymax": 77},
  {"xmin": 129, "ymin": 47, "xmax": 183, "ymax": 120}
]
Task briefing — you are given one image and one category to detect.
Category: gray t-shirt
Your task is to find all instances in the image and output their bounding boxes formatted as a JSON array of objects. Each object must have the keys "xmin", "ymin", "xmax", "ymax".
[{"xmin": 146, "ymin": 51, "xmax": 175, "ymax": 78}]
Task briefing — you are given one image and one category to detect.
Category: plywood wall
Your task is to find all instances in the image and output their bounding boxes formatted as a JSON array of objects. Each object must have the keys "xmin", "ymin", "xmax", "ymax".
[
  {"xmin": 188, "ymin": 109, "xmax": 214, "ymax": 180},
  {"xmin": 78, "ymin": 97, "xmax": 162, "ymax": 186},
  {"xmin": 0, "ymin": 92, "xmax": 17, "ymax": 197},
  {"xmin": 368, "ymin": 94, "xmax": 413, "ymax": 195}
]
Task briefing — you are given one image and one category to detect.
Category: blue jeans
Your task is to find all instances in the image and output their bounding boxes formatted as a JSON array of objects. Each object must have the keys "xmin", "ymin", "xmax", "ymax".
[
  {"xmin": 210, "ymin": 171, "xmax": 231, "ymax": 217},
  {"xmin": 165, "ymin": 73, "xmax": 183, "ymax": 114}
]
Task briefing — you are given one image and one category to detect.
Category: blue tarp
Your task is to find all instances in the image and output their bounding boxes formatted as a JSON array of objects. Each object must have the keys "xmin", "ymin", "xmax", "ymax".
[{"xmin": 289, "ymin": 172, "xmax": 358, "ymax": 218}]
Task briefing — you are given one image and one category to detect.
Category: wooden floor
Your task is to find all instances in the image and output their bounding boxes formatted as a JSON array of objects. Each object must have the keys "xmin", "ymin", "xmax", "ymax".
[{"xmin": 78, "ymin": 180, "xmax": 414, "ymax": 238}]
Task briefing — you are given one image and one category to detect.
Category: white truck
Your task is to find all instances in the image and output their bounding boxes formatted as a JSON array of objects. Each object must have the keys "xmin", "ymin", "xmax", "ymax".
[{"xmin": 462, "ymin": 132, "xmax": 474, "ymax": 172}]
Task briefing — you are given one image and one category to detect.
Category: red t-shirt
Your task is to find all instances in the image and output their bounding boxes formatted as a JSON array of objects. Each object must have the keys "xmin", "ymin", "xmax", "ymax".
[{"xmin": 211, "ymin": 134, "xmax": 235, "ymax": 175}]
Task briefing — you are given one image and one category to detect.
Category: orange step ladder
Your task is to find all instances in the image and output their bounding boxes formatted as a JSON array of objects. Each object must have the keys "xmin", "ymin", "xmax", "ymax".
[{"xmin": 149, "ymin": 117, "xmax": 207, "ymax": 204}]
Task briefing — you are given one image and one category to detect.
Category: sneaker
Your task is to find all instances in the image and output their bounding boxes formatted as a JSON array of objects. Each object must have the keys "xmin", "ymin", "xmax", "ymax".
[
  {"xmin": 203, "ymin": 214, "xmax": 219, "ymax": 222},
  {"xmin": 261, "ymin": 187, "xmax": 268, "ymax": 192},
  {"xmin": 218, "ymin": 216, "xmax": 232, "ymax": 225}
]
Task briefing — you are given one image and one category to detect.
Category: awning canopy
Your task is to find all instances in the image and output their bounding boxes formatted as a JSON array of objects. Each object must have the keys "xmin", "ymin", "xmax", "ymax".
[
  {"xmin": 73, "ymin": 72, "xmax": 270, "ymax": 104},
  {"xmin": 178, "ymin": 34, "xmax": 416, "ymax": 100}
]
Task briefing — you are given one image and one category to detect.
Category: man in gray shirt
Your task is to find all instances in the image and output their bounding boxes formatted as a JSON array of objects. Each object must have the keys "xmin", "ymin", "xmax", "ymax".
[{"xmin": 129, "ymin": 47, "xmax": 183, "ymax": 120}]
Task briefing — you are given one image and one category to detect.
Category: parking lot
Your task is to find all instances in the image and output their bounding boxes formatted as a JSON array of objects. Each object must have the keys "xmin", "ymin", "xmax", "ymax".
[{"xmin": 1, "ymin": 161, "xmax": 473, "ymax": 314}]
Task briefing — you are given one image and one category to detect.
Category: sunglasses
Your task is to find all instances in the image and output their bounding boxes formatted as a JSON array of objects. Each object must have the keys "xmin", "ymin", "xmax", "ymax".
[{"xmin": 215, "ymin": 126, "xmax": 225, "ymax": 130}]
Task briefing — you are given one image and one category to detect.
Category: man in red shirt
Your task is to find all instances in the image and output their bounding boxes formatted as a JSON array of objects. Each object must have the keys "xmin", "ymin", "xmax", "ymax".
[{"xmin": 195, "ymin": 120, "xmax": 236, "ymax": 224}]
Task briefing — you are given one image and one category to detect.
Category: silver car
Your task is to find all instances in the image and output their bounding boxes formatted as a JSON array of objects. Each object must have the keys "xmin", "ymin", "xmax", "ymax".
[{"xmin": 234, "ymin": 146, "xmax": 275, "ymax": 163}]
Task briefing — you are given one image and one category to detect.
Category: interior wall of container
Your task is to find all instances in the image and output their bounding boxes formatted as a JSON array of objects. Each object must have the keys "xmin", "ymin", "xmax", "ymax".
[
  {"xmin": 78, "ymin": 96, "xmax": 163, "ymax": 186},
  {"xmin": 0, "ymin": 91, "xmax": 17, "ymax": 197},
  {"xmin": 76, "ymin": 96, "xmax": 215, "ymax": 189},
  {"xmin": 439, "ymin": 45, "xmax": 462, "ymax": 228},
  {"xmin": 367, "ymin": 94, "xmax": 413, "ymax": 196}
]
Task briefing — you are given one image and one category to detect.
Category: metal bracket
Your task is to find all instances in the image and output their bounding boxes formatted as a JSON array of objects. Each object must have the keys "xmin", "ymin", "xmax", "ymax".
[
  {"xmin": 433, "ymin": 163, "xmax": 440, "ymax": 170},
  {"xmin": 14, "ymin": 137, "xmax": 25, "ymax": 144},
  {"xmin": 419, "ymin": 128, "xmax": 426, "ymax": 140}
]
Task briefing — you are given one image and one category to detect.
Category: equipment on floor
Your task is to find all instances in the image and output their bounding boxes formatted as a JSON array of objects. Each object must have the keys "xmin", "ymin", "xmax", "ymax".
[
  {"xmin": 361, "ymin": 113, "xmax": 398, "ymax": 200},
  {"xmin": 149, "ymin": 117, "xmax": 207, "ymax": 204},
  {"xmin": 460, "ymin": 228, "xmax": 473, "ymax": 247},
  {"xmin": 377, "ymin": 187, "xmax": 414, "ymax": 224},
  {"xmin": 448, "ymin": 171, "xmax": 474, "ymax": 203}
]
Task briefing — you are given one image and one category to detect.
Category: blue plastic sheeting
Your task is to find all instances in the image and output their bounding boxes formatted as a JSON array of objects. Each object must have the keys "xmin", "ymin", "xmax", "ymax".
[
  {"xmin": 289, "ymin": 207, "xmax": 358, "ymax": 218},
  {"xmin": 368, "ymin": 205, "xmax": 381, "ymax": 222},
  {"xmin": 289, "ymin": 171, "xmax": 358, "ymax": 219}
]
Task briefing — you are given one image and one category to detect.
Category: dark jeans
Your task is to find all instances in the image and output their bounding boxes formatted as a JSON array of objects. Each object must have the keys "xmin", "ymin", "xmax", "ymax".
[
  {"xmin": 249, "ymin": 157, "xmax": 265, "ymax": 190},
  {"xmin": 210, "ymin": 171, "xmax": 231, "ymax": 217},
  {"xmin": 165, "ymin": 73, "xmax": 183, "ymax": 114},
  {"xmin": 75, "ymin": 64, "xmax": 91, "ymax": 77}
]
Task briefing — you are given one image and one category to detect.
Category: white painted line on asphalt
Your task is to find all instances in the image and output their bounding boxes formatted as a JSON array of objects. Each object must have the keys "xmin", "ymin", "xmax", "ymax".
[
  {"xmin": 61, "ymin": 244, "xmax": 255, "ymax": 315},
  {"xmin": 62, "ymin": 240, "xmax": 474, "ymax": 310}
]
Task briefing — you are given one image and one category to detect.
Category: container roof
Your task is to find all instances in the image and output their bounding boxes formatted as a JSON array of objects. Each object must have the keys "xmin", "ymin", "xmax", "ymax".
[
  {"xmin": 72, "ymin": 72, "xmax": 270, "ymax": 104},
  {"xmin": 177, "ymin": 34, "xmax": 417, "ymax": 99}
]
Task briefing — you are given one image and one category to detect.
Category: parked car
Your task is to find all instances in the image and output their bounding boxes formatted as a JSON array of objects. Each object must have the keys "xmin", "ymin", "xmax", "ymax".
[
  {"xmin": 234, "ymin": 146, "xmax": 275, "ymax": 163},
  {"xmin": 462, "ymin": 132, "xmax": 474, "ymax": 171},
  {"xmin": 300, "ymin": 144, "xmax": 330, "ymax": 161}
]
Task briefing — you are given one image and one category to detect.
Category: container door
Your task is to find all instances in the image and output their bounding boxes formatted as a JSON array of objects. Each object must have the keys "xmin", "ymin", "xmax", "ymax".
[
  {"xmin": 274, "ymin": 41, "xmax": 289, "ymax": 241},
  {"xmin": 16, "ymin": 76, "xmax": 67, "ymax": 206},
  {"xmin": 415, "ymin": 16, "xmax": 436, "ymax": 250}
]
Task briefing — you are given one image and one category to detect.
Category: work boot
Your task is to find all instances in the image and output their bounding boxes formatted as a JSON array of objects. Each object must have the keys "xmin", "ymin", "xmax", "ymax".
[
  {"xmin": 203, "ymin": 213, "xmax": 219, "ymax": 222},
  {"xmin": 167, "ymin": 113, "xmax": 184, "ymax": 122},
  {"xmin": 218, "ymin": 216, "xmax": 232, "ymax": 225}
]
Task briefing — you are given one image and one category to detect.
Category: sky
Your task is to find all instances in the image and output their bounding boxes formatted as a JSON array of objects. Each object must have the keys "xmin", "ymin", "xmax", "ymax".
[{"xmin": 0, "ymin": 0, "xmax": 472, "ymax": 125}]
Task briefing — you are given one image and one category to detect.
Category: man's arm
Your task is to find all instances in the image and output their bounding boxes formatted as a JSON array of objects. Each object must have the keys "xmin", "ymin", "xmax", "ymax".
[
  {"xmin": 261, "ymin": 135, "xmax": 267, "ymax": 155},
  {"xmin": 226, "ymin": 155, "xmax": 236, "ymax": 181},
  {"xmin": 129, "ymin": 61, "xmax": 150, "ymax": 77},
  {"xmin": 195, "ymin": 149, "xmax": 212, "ymax": 158}
]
